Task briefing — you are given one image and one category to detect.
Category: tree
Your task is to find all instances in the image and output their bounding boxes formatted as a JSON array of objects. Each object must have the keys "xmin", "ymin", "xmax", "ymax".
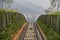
[
  {"xmin": 50, "ymin": 0, "xmax": 60, "ymax": 11},
  {"xmin": 1, "ymin": 0, "xmax": 4, "ymax": 8},
  {"xmin": 0, "ymin": 0, "xmax": 13, "ymax": 8},
  {"xmin": 4, "ymin": 0, "xmax": 13, "ymax": 8}
]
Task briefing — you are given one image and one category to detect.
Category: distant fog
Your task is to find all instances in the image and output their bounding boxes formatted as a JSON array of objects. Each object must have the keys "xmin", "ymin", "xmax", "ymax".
[{"xmin": 10, "ymin": 1, "xmax": 46, "ymax": 22}]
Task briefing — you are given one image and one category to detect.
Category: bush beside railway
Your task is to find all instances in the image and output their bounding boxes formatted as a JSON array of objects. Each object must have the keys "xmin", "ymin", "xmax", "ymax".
[
  {"xmin": 37, "ymin": 12, "xmax": 60, "ymax": 40},
  {"xmin": 0, "ymin": 8, "xmax": 26, "ymax": 40}
]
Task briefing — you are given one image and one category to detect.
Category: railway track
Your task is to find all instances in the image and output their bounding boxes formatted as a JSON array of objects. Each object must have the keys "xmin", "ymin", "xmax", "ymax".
[{"xmin": 19, "ymin": 23, "xmax": 46, "ymax": 40}]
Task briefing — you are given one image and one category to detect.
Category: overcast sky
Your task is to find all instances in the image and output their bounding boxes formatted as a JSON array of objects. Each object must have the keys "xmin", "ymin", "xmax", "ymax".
[
  {"xmin": 12, "ymin": 0, "xmax": 50, "ymax": 22},
  {"xmin": 14, "ymin": 0, "xmax": 50, "ymax": 9}
]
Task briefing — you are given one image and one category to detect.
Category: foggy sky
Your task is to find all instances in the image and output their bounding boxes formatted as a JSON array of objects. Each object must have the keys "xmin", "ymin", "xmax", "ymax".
[{"xmin": 14, "ymin": 0, "xmax": 50, "ymax": 9}]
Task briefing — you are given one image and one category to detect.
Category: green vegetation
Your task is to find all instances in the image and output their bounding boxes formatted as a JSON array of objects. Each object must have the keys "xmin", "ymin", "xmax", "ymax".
[
  {"xmin": 37, "ymin": 22, "xmax": 60, "ymax": 40},
  {"xmin": 48, "ymin": 11, "xmax": 60, "ymax": 15},
  {"xmin": 37, "ymin": 12, "xmax": 60, "ymax": 40},
  {"xmin": 0, "ymin": 8, "xmax": 26, "ymax": 40}
]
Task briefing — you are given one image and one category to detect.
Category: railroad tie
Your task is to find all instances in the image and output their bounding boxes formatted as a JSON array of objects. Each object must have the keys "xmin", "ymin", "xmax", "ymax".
[{"xmin": 24, "ymin": 23, "xmax": 37, "ymax": 40}]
